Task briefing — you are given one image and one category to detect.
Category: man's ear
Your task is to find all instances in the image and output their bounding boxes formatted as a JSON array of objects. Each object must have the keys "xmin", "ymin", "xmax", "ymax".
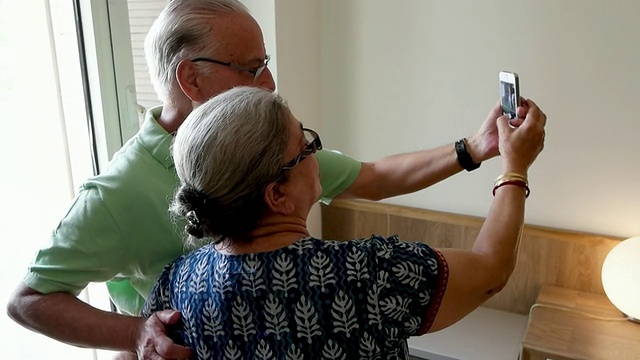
[
  {"xmin": 264, "ymin": 182, "xmax": 295, "ymax": 215},
  {"xmin": 175, "ymin": 59, "xmax": 208, "ymax": 103}
]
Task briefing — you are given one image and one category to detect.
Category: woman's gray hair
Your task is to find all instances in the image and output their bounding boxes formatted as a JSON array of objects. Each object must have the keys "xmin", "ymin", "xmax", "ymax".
[
  {"xmin": 144, "ymin": 0, "xmax": 249, "ymax": 106},
  {"xmin": 171, "ymin": 86, "xmax": 291, "ymax": 246}
]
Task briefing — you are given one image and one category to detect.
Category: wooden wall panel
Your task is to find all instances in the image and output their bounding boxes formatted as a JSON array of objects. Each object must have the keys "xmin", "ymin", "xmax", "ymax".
[{"xmin": 321, "ymin": 200, "xmax": 622, "ymax": 315}]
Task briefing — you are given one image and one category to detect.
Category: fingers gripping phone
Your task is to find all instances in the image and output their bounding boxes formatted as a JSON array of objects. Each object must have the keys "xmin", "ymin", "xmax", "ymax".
[{"xmin": 499, "ymin": 71, "xmax": 520, "ymax": 119}]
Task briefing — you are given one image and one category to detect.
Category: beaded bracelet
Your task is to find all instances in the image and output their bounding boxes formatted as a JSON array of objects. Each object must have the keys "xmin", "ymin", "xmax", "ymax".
[{"xmin": 492, "ymin": 173, "xmax": 530, "ymax": 198}]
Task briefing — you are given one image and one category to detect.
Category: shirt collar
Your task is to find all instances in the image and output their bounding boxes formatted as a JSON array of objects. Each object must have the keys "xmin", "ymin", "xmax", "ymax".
[{"xmin": 138, "ymin": 106, "xmax": 175, "ymax": 169}]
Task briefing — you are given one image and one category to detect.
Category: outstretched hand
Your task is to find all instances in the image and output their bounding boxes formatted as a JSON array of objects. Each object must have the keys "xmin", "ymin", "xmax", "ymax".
[
  {"xmin": 497, "ymin": 98, "xmax": 546, "ymax": 175},
  {"xmin": 466, "ymin": 101, "xmax": 501, "ymax": 163},
  {"xmin": 136, "ymin": 310, "xmax": 192, "ymax": 360},
  {"xmin": 466, "ymin": 98, "xmax": 531, "ymax": 163}
]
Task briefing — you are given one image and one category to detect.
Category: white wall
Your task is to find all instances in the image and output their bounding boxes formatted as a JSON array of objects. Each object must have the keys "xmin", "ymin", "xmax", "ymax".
[
  {"xmin": 319, "ymin": 0, "xmax": 640, "ymax": 238},
  {"xmin": 243, "ymin": 0, "xmax": 324, "ymax": 237},
  {"xmin": 247, "ymin": 0, "xmax": 639, "ymax": 239}
]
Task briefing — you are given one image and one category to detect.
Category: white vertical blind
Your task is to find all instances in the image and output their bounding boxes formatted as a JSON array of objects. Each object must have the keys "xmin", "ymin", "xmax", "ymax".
[{"xmin": 126, "ymin": 0, "xmax": 166, "ymax": 112}]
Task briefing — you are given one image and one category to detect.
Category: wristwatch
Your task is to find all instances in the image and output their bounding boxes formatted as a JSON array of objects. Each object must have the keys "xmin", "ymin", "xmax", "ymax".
[{"xmin": 455, "ymin": 138, "xmax": 481, "ymax": 172}]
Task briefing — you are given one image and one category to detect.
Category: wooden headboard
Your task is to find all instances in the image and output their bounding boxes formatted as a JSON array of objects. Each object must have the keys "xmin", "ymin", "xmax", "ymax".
[{"xmin": 321, "ymin": 199, "xmax": 623, "ymax": 315}]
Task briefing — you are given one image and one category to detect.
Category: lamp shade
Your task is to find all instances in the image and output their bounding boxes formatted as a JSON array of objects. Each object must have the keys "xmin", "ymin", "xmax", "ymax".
[{"xmin": 601, "ymin": 236, "xmax": 640, "ymax": 321}]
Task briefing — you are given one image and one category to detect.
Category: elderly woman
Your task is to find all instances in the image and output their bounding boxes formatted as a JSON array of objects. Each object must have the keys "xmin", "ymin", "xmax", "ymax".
[{"xmin": 142, "ymin": 86, "xmax": 546, "ymax": 359}]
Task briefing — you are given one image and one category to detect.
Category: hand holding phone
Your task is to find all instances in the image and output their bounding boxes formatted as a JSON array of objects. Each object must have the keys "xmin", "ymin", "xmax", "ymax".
[{"xmin": 499, "ymin": 71, "xmax": 520, "ymax": 120}]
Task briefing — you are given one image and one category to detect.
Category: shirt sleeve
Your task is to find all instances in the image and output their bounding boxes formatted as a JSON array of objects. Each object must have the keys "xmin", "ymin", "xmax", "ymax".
[
  {"xmin": 106, "ymin": 279, "xmax": 146, "ymax": 316},
  {"xmin": 372, "ymin": 235, "xmax": 449, "ymax": 337},
  {"xmin": 316, "ymin": 149, "xmax": 361, "ymax": 204},
  {"xmin": 23, "ymin": 187, "xmax": 129, "ymax": 296}
]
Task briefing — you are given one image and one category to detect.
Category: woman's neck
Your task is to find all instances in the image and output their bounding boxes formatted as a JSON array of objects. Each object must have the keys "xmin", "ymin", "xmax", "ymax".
[{"xmin": 215, "ymin": 215, "xmax": 310, "ymax": 255}]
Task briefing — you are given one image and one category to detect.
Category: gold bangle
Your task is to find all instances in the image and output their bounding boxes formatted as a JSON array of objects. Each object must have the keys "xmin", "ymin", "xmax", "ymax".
[{"xmin": 494, "ymin": 172, "xmax": 527, "ymax": 184}]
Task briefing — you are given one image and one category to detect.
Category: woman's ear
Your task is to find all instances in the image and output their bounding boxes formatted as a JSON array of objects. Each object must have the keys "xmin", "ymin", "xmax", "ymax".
[
  {"xmin": 264, "ymin": 182, "xmax": 295, "ymax": 215},
  {"xmin": 175, "ymin": 60, "xmax": 207, "ymax": 103}
]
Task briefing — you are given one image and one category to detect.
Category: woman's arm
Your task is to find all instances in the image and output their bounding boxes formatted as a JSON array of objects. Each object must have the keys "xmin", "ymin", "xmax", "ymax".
[{"xmin": 429, "ymin": 99, "xmax": 546, "ymax": 332}]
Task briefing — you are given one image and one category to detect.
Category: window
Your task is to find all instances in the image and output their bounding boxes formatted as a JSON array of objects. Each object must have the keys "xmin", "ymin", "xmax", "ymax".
[
  {"xmin": 125, "ymin": 0, "xmax": 165, "ymax": 113},
  {"xmin": 2, "ymin": 1, "xmax": 264, "ymax": 357},
  {"xmin": 0, "ymin": 1, "xmax": 105, "ymax": 359}
]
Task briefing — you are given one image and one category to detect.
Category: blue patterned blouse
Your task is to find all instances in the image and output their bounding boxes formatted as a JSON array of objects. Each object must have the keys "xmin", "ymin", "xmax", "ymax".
[{"xmin": 142, "ymin": 235, "xmax": 449, "ymax": 359}]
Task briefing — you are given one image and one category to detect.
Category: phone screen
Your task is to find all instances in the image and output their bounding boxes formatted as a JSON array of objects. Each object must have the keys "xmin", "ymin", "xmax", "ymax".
[{"xmin": 499, "ymin": 71, "xmax": 519, "ymax": 119}]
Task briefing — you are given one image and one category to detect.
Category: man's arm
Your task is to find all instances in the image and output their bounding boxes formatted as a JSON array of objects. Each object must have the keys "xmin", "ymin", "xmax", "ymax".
[
  {"xmin": 338, "ymin": 102, "xmax": 503, "ymax": 201},
  {"xmin": 7, "ymin": 282, "xmax": 191, "ymax": 358}
]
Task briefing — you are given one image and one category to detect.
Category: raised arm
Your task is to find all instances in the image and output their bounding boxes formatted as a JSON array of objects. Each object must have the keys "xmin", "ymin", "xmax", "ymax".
[
  {"xmin": 429, "ymin": 99, "xmax": 546, "ymax": 332},
  {"xmin": 337, "ymin": 102, "xmax": 503, "ymax": 201}
]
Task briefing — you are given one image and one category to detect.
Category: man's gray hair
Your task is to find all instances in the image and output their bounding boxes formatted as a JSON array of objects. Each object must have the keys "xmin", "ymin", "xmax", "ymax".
[
  {"xmin": 171, "ymin": 86, "xmax": 290, "ymax": 245},
  {"xmin": 145, "ymin": 0, "xmax": 250, "ymax": 106}
]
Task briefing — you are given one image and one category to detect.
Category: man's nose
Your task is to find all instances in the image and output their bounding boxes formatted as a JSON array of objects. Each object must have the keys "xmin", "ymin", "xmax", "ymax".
[{"xmin": 257, "ymin": 66, "xmax": 276, "ymax": 92}]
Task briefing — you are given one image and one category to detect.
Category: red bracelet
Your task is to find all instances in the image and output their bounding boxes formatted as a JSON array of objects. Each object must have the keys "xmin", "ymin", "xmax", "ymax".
[{"xmin": 492, "ymin": 179, "xmax": 530, "ymax": 198}]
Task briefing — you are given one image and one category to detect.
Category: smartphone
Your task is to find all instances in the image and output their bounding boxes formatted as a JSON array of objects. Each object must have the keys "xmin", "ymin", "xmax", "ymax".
[{"xmin": 499, "ymin": 71, "xmax": 520, "ymax": 119}]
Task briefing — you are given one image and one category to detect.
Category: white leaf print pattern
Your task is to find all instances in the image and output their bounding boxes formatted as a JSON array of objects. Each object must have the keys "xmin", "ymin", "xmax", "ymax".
[
  {"xmin": 273, "ymin": 253, "xmax": 298, "ymax": 292},
  {"xmin": 264, "ymin": 294, "xmax": 289, "ymax": 340},
  {"xmin": 418, "ymin": 289, "xmax": 431, "ymax": 306},
  {"xmin": 404, "ymin": 316, "xmax": 421, "ymax": 334},
  {"xmin": 322, "ymin": 340, "xmax": 346, "ymax": 360},
  {"xmin": 189, "ymin": 256, "xmax": 209, "ymax": 293},
  {"xmin": 224, "ymin": 340, "xmax": 243, "ymax": 360},
  {"xmin": 175, "ymin": 259, "xmax": 191, "ymax": 294},
  {"xmin": 392, "ymin": 262, "xmax": 425, "ymax": 288},
  {"xmin": 291, "ymin": 238, "xmax": 314, "ymax": 254},
  {"xmin": 321, "ymin": 240, "xmax": 342, "ymax": 250},
  {"xmin": 346, "ymin": 247, "xmax": 369, "ymax": 285},
  {"xmin": 232, "ymin": 297, "xmax": 255, "ymax": 341},
  {"xmin": 427, "ymin": 257, "xmax": 438, "ymax": 272},
  {"xmin": 309, "ymin": 252, "xmax": 336, "ymax": 292},
  {"xmin": 400, "ymin": 242, "xmax": 427, "ymax": 256},
  {"xmin": 366, "ymin": 284, "xmax": 382, "ymax": 329},
  {"xmin": 255, "ymin": 339, "xmax": 273, "ymax": 360},
  {"xmin": 376, "ymin": 241, "xmax": 392, "ymax": 259},
  {"xmin": 180, "ymin": 301, "xmax": 195, "ymax": 341},
  {"xmin": 241, "ymin": 254, "xmax": 265, "ymax": 296},
  {"xmin": 158, "ymin": 281, "xmax": 170, "ymax": 309},
  {"xmin": 286, "ymin": 343, "xmax": 304, "ymax": 360},
  {"xmin": 196, "ymin": 341, "xmax": 211, "ymax": 359},
  {"xmin": 377, "ymin": 270, "xmax": 390, "ymax": 289},
  {"xmin": 331, "ymin": 290, "xmax": 359, "ymax": 336},
  {"xmin": 295, "ymin": 295, "xmax": 321, "ymax": 344},
  {"xmin": 384, "ymin": 326, "xmax": 399, "ymax": 348},
  {"xmin": 358, "ymin": 331, "xmax": 381, "ymax": 359},
  {"xmin": 212, "ymin": 255, "xmax": 233, "ymax": 294},
  {"xmin": 203, "ymin": 298, "xmax": 224, "ymax": 340},
  {"xmin": 380, "ymin": 295, "xmax": 411, "ymax": 321},
  {"xmin": 163, "ymin": 265, "xmax": 177, "ymax": 305}
]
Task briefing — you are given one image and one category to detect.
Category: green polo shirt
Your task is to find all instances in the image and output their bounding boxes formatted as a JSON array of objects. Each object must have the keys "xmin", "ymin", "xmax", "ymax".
[{"xmin": 24, "ymin": 106, "xmax": 360, "ymax": 315}]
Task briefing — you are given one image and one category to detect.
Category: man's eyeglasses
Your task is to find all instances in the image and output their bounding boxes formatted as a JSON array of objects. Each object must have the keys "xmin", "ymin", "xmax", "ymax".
[
  {"xmin": 191, "ymin": 55, "xmax": 271, "ymax": 82},
  {"xmin": 281, "ymin": 128, "xmax": 322, "ymax": 172}
]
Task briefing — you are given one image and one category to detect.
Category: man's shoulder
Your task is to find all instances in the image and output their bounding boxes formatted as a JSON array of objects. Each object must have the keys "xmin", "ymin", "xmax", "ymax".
[{"xmin": 77, "ymin": 129, "xmax": 177, "ymax": 214}]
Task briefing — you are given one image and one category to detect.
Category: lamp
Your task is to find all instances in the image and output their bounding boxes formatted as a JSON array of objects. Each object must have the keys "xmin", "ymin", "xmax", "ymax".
[{"xmin": 601, "ymin": 236, "xmax": 640, "ymax": 323}]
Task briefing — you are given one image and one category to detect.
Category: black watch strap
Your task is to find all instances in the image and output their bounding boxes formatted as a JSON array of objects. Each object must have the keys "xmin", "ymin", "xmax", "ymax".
[{"xmin": 455, "ymin": 138, "xmax": 481, "ymax": 172}]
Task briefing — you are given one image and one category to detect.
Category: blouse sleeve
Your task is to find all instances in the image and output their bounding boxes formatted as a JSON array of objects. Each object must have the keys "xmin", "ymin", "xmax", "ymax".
[
  {"xmin": 371, "ymin": 235, "xmax": 449, "ymax": 337},
  {"xmin": 140, "ymin": 263, "xmax": 174, "ymax": 318}
]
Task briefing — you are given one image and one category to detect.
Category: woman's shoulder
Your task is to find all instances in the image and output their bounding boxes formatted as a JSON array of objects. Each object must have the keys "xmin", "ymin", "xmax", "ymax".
[{"xmin": 294, "ymin": 234, "xmax": 420, "ymax": 254}]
